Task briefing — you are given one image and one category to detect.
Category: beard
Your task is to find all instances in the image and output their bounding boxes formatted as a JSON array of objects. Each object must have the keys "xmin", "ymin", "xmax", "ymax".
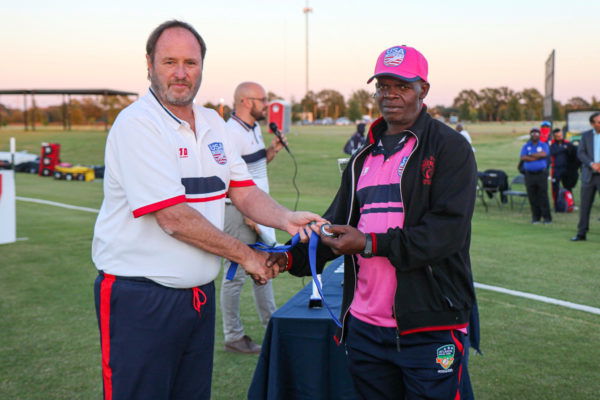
[
  {"xmin": 251, "ymin": 105, "xmax": 267, "ymax": 121},
  {"xmin": 149, "ymin": 71, "xmax": 202, "ymax": 107}
]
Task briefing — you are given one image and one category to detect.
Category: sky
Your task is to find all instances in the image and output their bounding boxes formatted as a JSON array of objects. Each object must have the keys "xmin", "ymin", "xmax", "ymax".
[{"xmin": 1, "ymin": 0, "xmax": 598, "ymax": 109}]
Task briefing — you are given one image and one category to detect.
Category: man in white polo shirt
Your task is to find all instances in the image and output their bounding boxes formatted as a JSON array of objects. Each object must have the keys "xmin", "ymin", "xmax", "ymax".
[
  {"xmin": 91, "ymin": 20, "xmax": 321, "ymax": 400},
  {"xmin": 221, "ymin": 82, "xmax": 286, "ymax": 354}
]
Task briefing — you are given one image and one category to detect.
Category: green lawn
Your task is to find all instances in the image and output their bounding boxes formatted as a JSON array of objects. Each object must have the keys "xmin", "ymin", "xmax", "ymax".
[{"xmin": 1, "ymin": 123, "xmax": 599, "ymax": 399}]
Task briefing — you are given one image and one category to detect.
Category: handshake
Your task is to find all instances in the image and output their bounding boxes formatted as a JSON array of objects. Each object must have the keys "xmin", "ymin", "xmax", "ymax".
[
  {"xmin": 243, "ymin": 249, "xmax": 289, "ymax": 285},
  {"xmin": 240, "ymin": 219, "xmax": 369, "ymax": 285}
]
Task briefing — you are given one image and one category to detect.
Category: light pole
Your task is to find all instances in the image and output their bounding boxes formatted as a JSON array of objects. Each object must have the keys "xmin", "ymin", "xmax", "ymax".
[{"xmin": 303, "ymin": 1, "xmax": 313, "ymax": 97}]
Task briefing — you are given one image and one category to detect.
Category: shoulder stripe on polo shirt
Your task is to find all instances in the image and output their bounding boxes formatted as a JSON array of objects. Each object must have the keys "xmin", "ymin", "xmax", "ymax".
[
  {"xmin": 181, "ymin": 176, "xmax": 226, "ymax": 194},
  {"xmin": 132, "ymin": 195, "xmax": 186, "ymax": 218},
  {"xmin": 241, "ymin": 149, "xmax": 267, "ymax": 164},
  {"xmin": 149, "ymin": 88, "xmax": 181, "ymax": 125},
  {"xmin": 357, "ymin": 184, "xmax": 401, "ymax": 205},
  {"xmin": 229, "ymin": 179, "xmax": 255, "ymax": 187}
]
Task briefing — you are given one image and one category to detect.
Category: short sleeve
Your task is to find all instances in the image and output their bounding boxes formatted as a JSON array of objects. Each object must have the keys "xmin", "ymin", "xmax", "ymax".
[
  {"xmin": 222, "ymin": 127, "xmax": 255, "ymax": 188},
  {"xmin": 107, "ymin": 114, "xmax": 186, "ymax": 217}
]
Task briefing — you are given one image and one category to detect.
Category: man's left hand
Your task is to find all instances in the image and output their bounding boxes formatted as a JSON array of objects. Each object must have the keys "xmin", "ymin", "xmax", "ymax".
[
  {"xmin": 282, "ymin": 212, "xmax": 327, "ymax": 242},
  {"xmin": 270, "ymin": 133, "xmax": 287, "ymax": 153}
]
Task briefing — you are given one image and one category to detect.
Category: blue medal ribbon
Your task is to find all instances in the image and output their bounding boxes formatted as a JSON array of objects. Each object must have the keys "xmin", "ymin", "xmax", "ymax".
[{"xmin": 226, "ymin": 233, "xmax": 342, "ymax": 327}]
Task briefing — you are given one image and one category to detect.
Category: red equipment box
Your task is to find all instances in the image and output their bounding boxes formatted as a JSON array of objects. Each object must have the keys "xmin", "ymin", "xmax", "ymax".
[{"xmin": 39, "ymin": 143, "xmax": 61, "ymax": 176}]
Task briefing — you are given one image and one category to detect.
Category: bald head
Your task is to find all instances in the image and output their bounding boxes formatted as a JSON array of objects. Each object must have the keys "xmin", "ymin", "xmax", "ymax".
[
  {"xmin": 233, "ymin": 82, "xmax": 268, "ymax": 123},
  {"xmin": 234, "ymin": 82, "xmax": 264, "ymax": 105}
]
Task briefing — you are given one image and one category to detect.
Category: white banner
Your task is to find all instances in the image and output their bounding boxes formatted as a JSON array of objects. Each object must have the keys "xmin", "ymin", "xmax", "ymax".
[{"xmin": 0, "ymin": 170, "xmax": 16, "ymax": 244}]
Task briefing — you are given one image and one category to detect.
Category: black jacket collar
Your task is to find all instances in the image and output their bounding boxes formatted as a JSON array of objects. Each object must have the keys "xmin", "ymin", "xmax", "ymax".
[{"xmin": 367, "ymin": 105, "xmax": 430, "ymax": 145}]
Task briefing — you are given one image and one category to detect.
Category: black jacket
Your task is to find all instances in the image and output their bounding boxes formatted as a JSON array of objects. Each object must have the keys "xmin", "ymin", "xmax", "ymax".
[
  {"xmin": 550, "ymin": 140, "xmax": 577, "ymax": 173},
  {"xmin": 578, "ymin": 129, "xmax": 599, "ymax": 184},
  {"xmin": 288, "ymin": 107, "xmax": 478, "ymax": 341}
]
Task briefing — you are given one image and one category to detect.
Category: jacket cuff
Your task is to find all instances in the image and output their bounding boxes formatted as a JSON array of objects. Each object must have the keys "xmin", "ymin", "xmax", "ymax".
[
  {"xmin": 374, "ymin": 233, "xmax": 391, "ymax": 257},
  {"xmin": 284, "ymin": 251, "xmax": 293, "ymax": 271},
  {"xmin": 368, "ymin": 233, "xmax": 377, "ymax": 255}
]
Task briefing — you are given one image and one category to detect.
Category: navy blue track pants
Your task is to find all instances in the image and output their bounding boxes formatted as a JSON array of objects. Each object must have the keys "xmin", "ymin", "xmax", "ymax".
[
  {"xmin": 345, "ymin": 315, "xmax": 468, "ymax": 400},
  {"xmin": 94, "ymin": 273, "xmax": 215, "ymax": 400}
]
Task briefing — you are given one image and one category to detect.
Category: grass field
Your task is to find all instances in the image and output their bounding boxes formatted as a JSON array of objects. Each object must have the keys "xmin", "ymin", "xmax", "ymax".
[{"xmin": 1, "ymin": 122, "xmax": 599, "ymax": 399}]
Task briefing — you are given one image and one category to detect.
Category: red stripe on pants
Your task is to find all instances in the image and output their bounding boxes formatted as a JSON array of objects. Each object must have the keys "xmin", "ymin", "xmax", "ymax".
[
  {"xmin": 100, "ymin": 274, "xmax": 116, "ymax": 400},
  {"xmin": 451, "ymin": 330, "xmax": 465, "ymax": 400}
]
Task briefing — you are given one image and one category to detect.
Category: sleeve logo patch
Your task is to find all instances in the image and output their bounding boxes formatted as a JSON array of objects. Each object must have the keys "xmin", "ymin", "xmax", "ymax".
[
  {"xmin": 435, "ymin": 344, "xmax": 455, "ymax": 372},
  {"xmin": 208, "ymin": 142, "xmax": 227, "ymax": 165}
]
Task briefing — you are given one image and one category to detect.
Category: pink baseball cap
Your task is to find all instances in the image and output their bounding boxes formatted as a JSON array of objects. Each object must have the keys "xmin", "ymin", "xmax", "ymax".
[{"xmin": 367, "ymin": 45, "xmax": 428, "ymax": 83}]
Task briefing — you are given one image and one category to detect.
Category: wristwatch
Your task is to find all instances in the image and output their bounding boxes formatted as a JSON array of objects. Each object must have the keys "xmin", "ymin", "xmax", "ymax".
[{"xmin": 361, "ymin": 233, "xmax": 374, "ymax": 258}]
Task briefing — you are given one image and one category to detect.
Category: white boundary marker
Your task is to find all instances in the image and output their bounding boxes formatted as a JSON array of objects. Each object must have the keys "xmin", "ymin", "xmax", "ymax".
[
  {"xmin": 15, "ymin": 196, "xmax": 600, "ymax": 316},
  {"xmin": 475, "ymin": 282, "xmax": 600, "ymax": 315},
  {"xmin": 16, "ymin": 196, "xmax": 100, "ymax": 214}
]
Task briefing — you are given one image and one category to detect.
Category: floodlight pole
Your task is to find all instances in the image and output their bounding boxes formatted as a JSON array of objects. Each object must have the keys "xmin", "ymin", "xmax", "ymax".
[{"xmin": 303, "ymin": 1, "xmax": 313, "ymax": 97}]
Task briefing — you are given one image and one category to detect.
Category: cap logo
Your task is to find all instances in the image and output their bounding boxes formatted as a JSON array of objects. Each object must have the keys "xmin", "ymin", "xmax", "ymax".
[{"xmin": 383, "ymin": 47, "xmax": 405, "ymax": 67}]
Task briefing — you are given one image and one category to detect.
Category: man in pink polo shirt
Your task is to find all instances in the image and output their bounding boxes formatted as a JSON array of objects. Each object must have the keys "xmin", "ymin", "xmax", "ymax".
[{"xmin": 272, "ymin": 46, "xmax": 478, "ymax": 399}]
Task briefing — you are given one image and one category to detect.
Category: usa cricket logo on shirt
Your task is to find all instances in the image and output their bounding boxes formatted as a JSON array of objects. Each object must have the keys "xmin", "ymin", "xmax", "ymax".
[
  {"xmin": 435, "ymin": 344, "xmax": 455, "ymax": 373},
  {"xmin": 208, "ymin": 142, "xmax": 227, "ymax": 165},
  {"xmin": 383, "ymin": 47, "xmax": 405, "ymax": 66},
  {"xmin": 397, "ymin": 156, "xmax": 409, "ymax": 176}
]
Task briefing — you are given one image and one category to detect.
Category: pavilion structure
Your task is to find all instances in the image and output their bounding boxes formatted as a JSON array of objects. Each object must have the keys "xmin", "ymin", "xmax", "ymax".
[{"xmin": 0, "ymin": 89, "xmax": 138, "ymax": 131}]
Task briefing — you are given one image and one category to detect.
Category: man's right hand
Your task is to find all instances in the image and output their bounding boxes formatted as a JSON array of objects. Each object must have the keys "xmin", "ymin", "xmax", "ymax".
[
  {"xmin": 242, "ymin": 249, "xmax": 279, "ymax": 285},
  {"xmin": 266, "ymin": 252, "xmax": 289, "ymax": 274},
  {"xmin": 591, "ymin": 162, "xmax": 600, "ymax": 173}
]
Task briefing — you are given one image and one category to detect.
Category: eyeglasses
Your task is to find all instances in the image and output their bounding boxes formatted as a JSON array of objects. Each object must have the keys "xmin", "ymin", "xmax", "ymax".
[{"xmin": 247, "ymin": 97, "xmax": 267, "ymax": 103}]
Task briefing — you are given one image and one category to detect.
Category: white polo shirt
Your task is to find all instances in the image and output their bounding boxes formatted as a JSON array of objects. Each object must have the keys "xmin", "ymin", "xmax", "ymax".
[
  {"xmin": 92, "ymin": 89, "xmax": 254, "ymax": 288},
  {"xmin": 225, "ymin": 114, "xmax": 269, "ymax": 193},
  {"xmin": 225, "ymin": 114, "xmax": 276, "ymax": 244}
]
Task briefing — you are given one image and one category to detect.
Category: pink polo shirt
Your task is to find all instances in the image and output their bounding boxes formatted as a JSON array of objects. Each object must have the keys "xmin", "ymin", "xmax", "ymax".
[{"xmin": 350, "ymin": 135, "xmax": 416, "ymax": 327}]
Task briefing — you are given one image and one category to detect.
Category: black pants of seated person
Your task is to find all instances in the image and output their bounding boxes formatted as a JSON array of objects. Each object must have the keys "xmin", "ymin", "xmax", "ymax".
[{"xmin": 525, "ymin": 171, "xmax": 552, "ymax": 222}]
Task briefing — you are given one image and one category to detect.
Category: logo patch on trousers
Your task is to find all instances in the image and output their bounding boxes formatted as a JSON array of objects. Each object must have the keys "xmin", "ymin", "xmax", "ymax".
[{"xmin": 435, "ymin": 344, "xmax": 455, "ymax": 372}]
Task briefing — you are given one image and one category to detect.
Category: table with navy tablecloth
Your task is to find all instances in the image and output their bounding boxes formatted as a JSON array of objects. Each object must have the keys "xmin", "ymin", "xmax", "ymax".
[{"xmin": 248, "ymin": 256, "xmax": 358, "ymax": 400}]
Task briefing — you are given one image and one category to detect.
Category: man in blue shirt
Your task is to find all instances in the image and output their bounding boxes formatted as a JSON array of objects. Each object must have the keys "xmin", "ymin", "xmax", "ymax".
[
  {"xmin": 520, "ymin": 128, "xmax": 552, "ymax": 223},
  {"xmin": 571, "ymin": 112, "xmax": 600, "ymax": 241}
]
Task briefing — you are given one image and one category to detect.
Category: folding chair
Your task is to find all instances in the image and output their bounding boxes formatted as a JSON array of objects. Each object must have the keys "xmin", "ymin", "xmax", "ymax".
[
  {"xmin": 477, "ymin": 170, "xmax": 508, "ymax": 211},
  {"xmin": 502, "ymin": 174, "xmax": 528, "ymax": 211}
]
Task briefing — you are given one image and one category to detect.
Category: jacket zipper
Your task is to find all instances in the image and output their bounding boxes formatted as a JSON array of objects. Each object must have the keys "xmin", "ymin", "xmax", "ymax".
[
  {"xmin": 340, "ymin": 144, "xmax": 372, "ymax": 343},
  {"xmin": 392, "ymin": 130, "xmax": 419, "ymax": 338},
  {"xmin": 392, "ymin": 303, "xmax": 401, "ymax": 352},
  {"xmin": 398, "ymin": 129, "xmax": 419, "ymax": 211}
]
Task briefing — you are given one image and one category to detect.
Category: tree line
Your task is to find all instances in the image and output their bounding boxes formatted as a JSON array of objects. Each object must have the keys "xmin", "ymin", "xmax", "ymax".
[
  {"xmin": 447, "ymin": 87, "xmax": 600, "ymax": 122},
  {"xmin": 1, "ymin": 88, "xmax": 599, "ymax": 127}
]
